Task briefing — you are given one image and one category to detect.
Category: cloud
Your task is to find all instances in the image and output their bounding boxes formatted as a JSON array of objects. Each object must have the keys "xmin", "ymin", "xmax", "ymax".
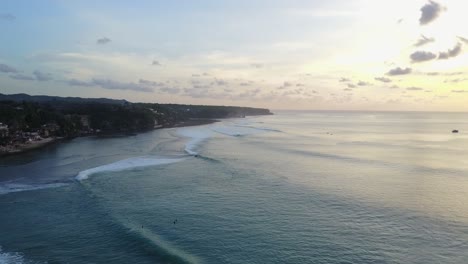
[
  {"xmin": 0, "ymin": 63, "xmax": 18, "ymax": 73},
  {"xmin": 0, "ymin": 13, "xmax": 15, "ymax": 21},
  {"xmin": 374, "ymin": 77, "xmax": 392, "ymax": 83},
  {"xmin": 139, "ymin": 79, "xmax": 164, "ymax": 87},
  {"xmin": 339, "ymin": 77, "xmax": 350, "ymax": 82},
  {"xmin": 347, "ymin": 83, "xmax": 356, "ymax": 88},
  {"xmin": 386, "ymin": 67, "xmax": 412, "ymax": 76},
  {"xmin": 276, "ymin": 81, "xmax": 294, "ymax": 90},
  {"xmin": 458, "ymin": 36, "xmax": 468, "ymax": 45},
  {"xmin": 193, "ymin": 84, "xmax": 210, "ymax": 89},
  {"xmin": 97, "ymin": 37, "xmax": 111, "ymax": 44},
  {"xmin": 69, "ymin": 77, "xmax": 174, "ymax": 94},
  {"xmin": 406, "ymin": 87, "xmax": 423, "ymax": 91},
  {"xmin": 152, "ymin": 60, "xmax": 161, "ymax": 66},
  {"xmin": 357, "ymin": 81, "xmax": 370, "ymax": 86},
  {"xmin": 438, "ymin": 43, "xmax": 462, "ymax": 59},
  {"xmin": 419, "ymin": 1, "xmax": 444, "ymax": 25},
  {"xmin": 67, "ymin": 79, "xmax": 94, "ymax": 86},
  {"xmin": 452, "ymin": 90, "xmax": 468, "ymax": 93},
  {"xmin": 9, "ymin": 74, "xmax": 35, "ymax": 81},
  {"xmin": 91, "ymin": 78, "xmax": 153, "ymax": 92},
  {"xmin": 33, "ymin": 70, "xmax": 53, "ymax": 81},
  {"xmin": 410, "ymin": 51, "xmax": 437, "ymax": 63},
  {"xmin": 183, "ymin": 87, "xmax": 230, "ymax": 99},
  {"xmin": 444, "ymin": 72, "xmax": 464, "ymax": 76},
  {"xmin": 160, "ymin": 87, "xmax": 180, "ymax": 94},
  {"xmin": 214, "ymin": 79, "xmax": 228, "ymax": 86},
  {"xmin": 343, "ymin": 88, "xmax": 352, "ymax": 91},
  {"xmin": 444, "ymin": 78, "xmax": 467, "ymax": 83},
  {"xmin": 250, "ymin": 63, "xmax": 263, "ymax": 68},
  {"xmin": 389, "ymin": 85, "xmax": 400, "ymax": 89},
  {"xmin": 414, "ymin": 35, "xmax": 435, "ymax": 47}
]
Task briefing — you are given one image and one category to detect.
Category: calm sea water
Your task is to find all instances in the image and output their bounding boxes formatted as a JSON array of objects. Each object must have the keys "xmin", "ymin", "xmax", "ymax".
[{"xmin": 1, "ymin": 111, "xmax": 468, "ymax": 263}]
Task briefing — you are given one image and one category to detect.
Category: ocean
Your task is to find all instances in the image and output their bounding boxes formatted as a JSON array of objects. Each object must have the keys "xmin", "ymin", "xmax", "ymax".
[{"xmin": 1, "ymin": 111, "xmax": 468, "ymax": 263}]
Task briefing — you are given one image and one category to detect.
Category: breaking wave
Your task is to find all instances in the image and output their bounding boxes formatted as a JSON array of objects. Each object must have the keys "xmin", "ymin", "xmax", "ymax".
[
  {"xmin": 0, "ymin": 246, "xmax": 41, "ymax": 264},
  {"xmin": 75, "ymin": 156, "xmax": 186, "ymax": 181},
  {"xmin": 0, "ymin": 182, "xmax": 68, "ymax": 196},
  {"xmin": 176, "ymin": 126, "xmax": 213, "ymax": 155},
  {"xmin": 234, "ymin": 125, "xmax": 282, "ymax": 133},
  {"xmin": 176, "ymin": 120, "xmax": 281, "ymax": 155}
]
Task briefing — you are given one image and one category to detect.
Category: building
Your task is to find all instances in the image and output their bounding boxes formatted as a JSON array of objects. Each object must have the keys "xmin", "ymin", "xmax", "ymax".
[
  {"xmin": 77, "ymin": 115, "xmax": 90, "ymax": 130},
  {"xmin": 41, "ymin": 123, "xmax": 60, "ymax": 137},
  {"xmin": 0, "ymin": 123, "xmax": 8, "ymax": 138}
]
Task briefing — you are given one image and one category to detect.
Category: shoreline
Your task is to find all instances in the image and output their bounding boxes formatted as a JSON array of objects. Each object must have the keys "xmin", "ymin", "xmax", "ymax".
[
  {"xmin": 0, "ymin": 118, "xmax": 220, "ymax": 157},
  {"xmin": 0, "ymin": 137, "xmax": 62, "ymax": 157}
]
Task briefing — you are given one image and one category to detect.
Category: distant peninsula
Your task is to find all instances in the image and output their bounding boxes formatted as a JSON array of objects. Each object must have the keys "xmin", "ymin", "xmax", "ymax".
[{"xmin": 0, "ymin": 93, "xmax": 272, "ymax": 155}]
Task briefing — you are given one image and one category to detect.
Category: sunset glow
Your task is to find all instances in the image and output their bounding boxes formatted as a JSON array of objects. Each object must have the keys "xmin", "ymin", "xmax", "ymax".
[{"xmin": 1, "ymin": 0, "xmax": 468, "ymax": 110}]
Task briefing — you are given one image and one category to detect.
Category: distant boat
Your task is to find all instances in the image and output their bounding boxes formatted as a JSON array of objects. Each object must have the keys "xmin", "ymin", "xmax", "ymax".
[{"xmin": 452, "ymin": 130, "xmax": 459, "ymax": 133}]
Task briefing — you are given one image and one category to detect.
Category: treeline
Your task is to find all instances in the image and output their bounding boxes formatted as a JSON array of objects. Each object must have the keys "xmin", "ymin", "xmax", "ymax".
[
  {"xmin": 0, "ymin": 101, "xmax": 155, "ymax": 137},
  {"xmin": 139, "ymin": 103, "xmax": 272, "ymax": 125},
  {"xmin": 0, "ymin": 94, "xmax": 272, "ymax": 139}
]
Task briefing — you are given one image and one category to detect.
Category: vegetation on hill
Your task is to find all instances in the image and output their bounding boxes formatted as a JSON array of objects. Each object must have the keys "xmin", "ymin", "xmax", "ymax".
[{"xmin": 0, "ymin": 93, "xmax": 272, "ymax": 146}]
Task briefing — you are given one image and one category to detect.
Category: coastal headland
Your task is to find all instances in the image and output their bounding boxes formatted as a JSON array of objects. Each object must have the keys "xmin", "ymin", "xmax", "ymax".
[{"xmin": 0, "ymin": 93, "xmax": 272, "ymax": 156}]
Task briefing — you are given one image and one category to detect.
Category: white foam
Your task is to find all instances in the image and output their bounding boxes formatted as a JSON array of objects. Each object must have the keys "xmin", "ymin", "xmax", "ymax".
[
  {"xmin": 176, "ymin": 120, "xmax": 277, "ymax": 155},
  {"xmin": 75, "ymin": 156, "xmax": 185, "ymax": 181},
  {"xmin": 0, "ymin": 246, "xmax": 36, "ymax": 264},
  {"xmin": 0, "ymin": 182, "xmax": 68, "ymax": 196},
  {"xmin": 210, "ymin": 124, "xmax": 263, "ymax": 137},
  {"xmin": 234, "ymin": 125, "xmax": 282, "ymax": 133},
  {"xmin": 176, "ymin": 127, "xmax": 213, "ymax": 155}
]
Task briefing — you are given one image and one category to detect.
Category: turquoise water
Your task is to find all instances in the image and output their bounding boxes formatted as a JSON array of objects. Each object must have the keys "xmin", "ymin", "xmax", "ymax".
[{"xmin": 1, "ymin": 111, "xmax": 468, "ymax": 263}]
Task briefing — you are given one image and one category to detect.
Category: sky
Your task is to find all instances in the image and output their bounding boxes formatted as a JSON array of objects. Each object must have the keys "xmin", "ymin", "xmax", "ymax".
[{"xmin": 1, "ymin": 0, "xmax": 468, "ymax": 111}]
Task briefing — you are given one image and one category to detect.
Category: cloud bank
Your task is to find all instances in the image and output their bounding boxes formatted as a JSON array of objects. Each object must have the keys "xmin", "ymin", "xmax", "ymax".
[
  {"xmin": 67, "ymin": 78, "xmax": 154, "ymax": 92},
  {"xmin": 9, "ymin": 74, "xmax": 35, "ymax": 81},
  {"xmin": 0, "ymin": 64, "xmax": 17, "ymax": 73},
  {"xmin": 33, "ymin": 70, "xmax": 53, "ymax": 81},
  {"xmin": 438, "ymin": 43, "xmax": 462, "ymax": 59}
]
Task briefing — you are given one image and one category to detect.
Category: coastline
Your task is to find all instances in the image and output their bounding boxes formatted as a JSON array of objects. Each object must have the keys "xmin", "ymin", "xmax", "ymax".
[
  {"xmin": 169, "ymin": 118, "xmax": 219, "ymax": 128},
  {"xmin": 0, "ymin": 137, "xmax": 62, "ymax": 157},
  {"xmin": 0, "ymin": 118, "xmax": 219, "ymax": 157}
]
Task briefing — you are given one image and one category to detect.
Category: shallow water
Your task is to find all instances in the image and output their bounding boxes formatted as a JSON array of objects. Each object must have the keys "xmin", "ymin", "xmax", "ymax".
[{"xmin": 1, "ymin": 111, "xmax": 468, "ymax": 263}]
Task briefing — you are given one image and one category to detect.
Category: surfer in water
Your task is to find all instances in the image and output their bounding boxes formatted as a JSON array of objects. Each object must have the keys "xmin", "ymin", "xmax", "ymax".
[{"xmin": 173, "ymin": 219, "xmax": 178, "ymax": 225}]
